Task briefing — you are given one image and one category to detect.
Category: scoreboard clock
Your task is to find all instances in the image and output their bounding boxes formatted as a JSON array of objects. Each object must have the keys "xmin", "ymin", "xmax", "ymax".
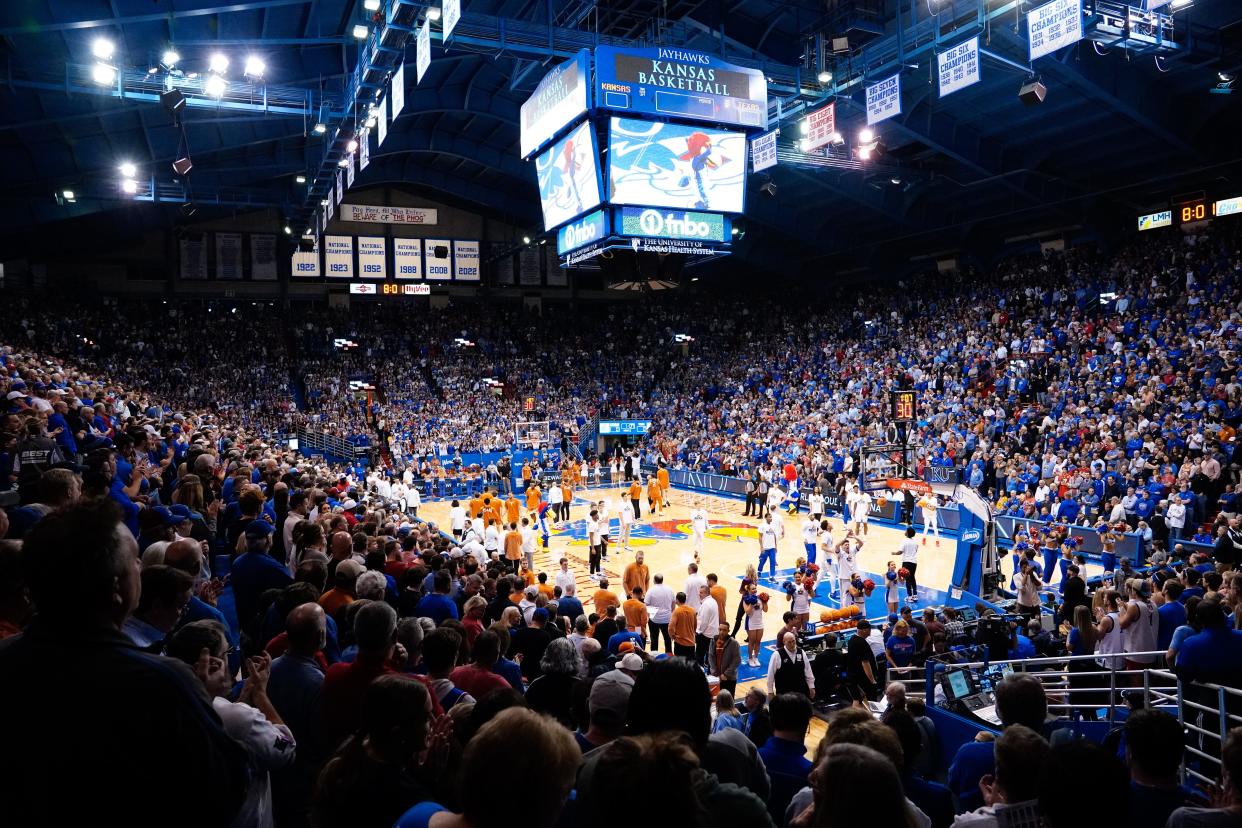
[
  {"xmin": 1176, "ymin": 196, "xmax": 1209, "ymax": 225},
  {"xmin": 890, "ymin": 389, "xmax": 917, "ymax": 423}
]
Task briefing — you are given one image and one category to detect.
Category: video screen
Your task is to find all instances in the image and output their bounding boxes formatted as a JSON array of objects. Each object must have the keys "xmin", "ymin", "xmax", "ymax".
[
  {"xmin": 945, "ymin": 670, "xmax": 971, "ymax": 700},
  {"xmin": 535, "ymin": 119, "xmax": 603, "ymax": 231},
  {"xmin": 607, "ymin": 116, "xmax": 747, "ymax": 213}
]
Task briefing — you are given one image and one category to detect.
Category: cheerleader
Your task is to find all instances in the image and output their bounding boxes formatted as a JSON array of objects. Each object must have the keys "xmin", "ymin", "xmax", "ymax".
[
  {"xmin": 1040, "ymin": 528, "xmax": 1060, "ymax": 584},
  {"xmin": 743, "ymin": 583, "xmax": 768, "ymax": 667},
  {"xmin": 809, "ymin": 487, "xmax": 825, "ymax": 522},
  {"xmin": 884, "ymin": 561, "xmax": 900, "ymax": 614},
  {"xmin": 1058, "ymin": 537, "xmax": 1076, "ymax": 591},
  {"xmin": 788, "ymin": 571, "xmax": 811, "ymax": 630},
  {"xmin": 731, "ymin": 565, "xmax": 758, "ymax": 638}
]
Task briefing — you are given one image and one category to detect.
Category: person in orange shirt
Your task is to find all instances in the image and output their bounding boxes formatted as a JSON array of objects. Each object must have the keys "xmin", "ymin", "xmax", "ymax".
[
  {"xmin": 521, "ymin": 462, "xmax": 532, "ymax": 488},
  {"xmin": 657, "ymin": 466, "xmax": 671, "ymax": 507},
  {"xmin": 503, "ymin": 522, "xmax": 523, "ymax": 576},
  {"xmin": 318, "ymin": 559, "xmax": 363, "ymax": 619},
  {"xmin": 591, "ymin": 578, "xmax": 620, "ymax": 618},
  {"xmin": 706, "ymin": 573, "xmax": 727, "ymax": 622},
  {"xmin": 628, "ymin": 479, "xmax": 643, "ymax": 520},
  {"xmin": 647, "ymin": 476, "xmax": 662, "ymax": 516},
  {"xmin": 525, "ymin": 482, "xmax": 541, "ymax": 513},
  {"xmin": 623, "ymin": 551, "xmax": 650, "ymax": 599},
  {"xmin": 536, "ymin": 572, "xmax": 555, "ymax": 600},
  {"xmin": 622, "ymin": 587, "xmax": 650, "ymax": 646},
  {"xmin": 468, "ymin": 495, "xmax": 483, "ymax": 520},
  {"xmin": 505, "ymin": 494, "xmax": 522, "ymax": 527},
  {"xmin": 669, "ymin": 591, "xmax": 697, "ymax": 659},
  {"xmin": 561, "ymin": 480, "xmax": 573, "ymax": 522}
]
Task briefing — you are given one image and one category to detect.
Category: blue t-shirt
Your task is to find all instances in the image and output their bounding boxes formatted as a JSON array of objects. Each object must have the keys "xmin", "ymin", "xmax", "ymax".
[
  {"xmin": 1157, "ymin": 601, "xmax": 1187, "ymax": 651},
  {"xmin": 1176, "ymin": 628, "xmax": 1242, "ymax": 683},
  {"xmin": 886, "ymin": 635, "xmax": 917, "ymax": 667},
  {"xmin": 949, "ymin": 740, "xmax": 996, "ymax": 814},
  {"xmin": 414, "ymin": 593, "xmax": 460, "ymax": 627},
  {"xmin": 607, "ymin": 630, "xmax": 644, "ymax": 654},
  {"xmin": 394, "ymin": 802, "xmax": 447, "ymax": 828}
]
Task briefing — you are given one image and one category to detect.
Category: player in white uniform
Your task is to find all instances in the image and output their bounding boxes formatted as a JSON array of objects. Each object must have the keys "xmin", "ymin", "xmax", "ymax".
[
  {"xmin": 690, "ymin": 507, "xmax": 708, "ymax": 562},
  {"xmin": 801, "ymin": 515, "xmax": 820, "ymax": 565},
  {"xmin": 918, "ymin": 493, "xmax": 940, "ymax": 546},
  {"xmin": 818, "ymin": 520, "xmax": 838, "ymax": 598},
  {"xmin": 404, "ymin": 483, "xmax": 421, "ymax": 517},
  {"xmin": 808, "ymin": 488, "xmax": 825, "ymax": 521},
  {"xmin": 853, "ymin": 488, "xmax": 873, "ymax": 536},
  {"xmin": 837, "ymin": 533, "xmax": 864, "ymax": 607},
  {"xmin": 618, "ymin": 496, "xmax": 634, "ymax": 549},
  {"xmin": 767, "ymin": 485, "xmax": 786, "ymax": 519}
]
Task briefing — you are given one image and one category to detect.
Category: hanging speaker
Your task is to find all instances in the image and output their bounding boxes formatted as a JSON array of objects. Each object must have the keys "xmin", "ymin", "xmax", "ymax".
[
  {"xmin": 172, "ymin": 156, "xmax": 193, "ymax": 176},
  {"xmin": 1018, "ymin": 81, "xmax": 1047, "ymax": 106}
]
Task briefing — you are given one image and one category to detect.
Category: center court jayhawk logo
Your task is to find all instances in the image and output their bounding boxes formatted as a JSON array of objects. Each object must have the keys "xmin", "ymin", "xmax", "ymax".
[{"xmin": 551, "ymin": 518, "xmax": 758, "ymax": 546}]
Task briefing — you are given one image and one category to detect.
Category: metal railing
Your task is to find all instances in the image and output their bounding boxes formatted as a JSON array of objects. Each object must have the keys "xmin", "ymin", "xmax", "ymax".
[{"xmin": 297, "ymin": 428, "xmax": 370, "ymax": 462}]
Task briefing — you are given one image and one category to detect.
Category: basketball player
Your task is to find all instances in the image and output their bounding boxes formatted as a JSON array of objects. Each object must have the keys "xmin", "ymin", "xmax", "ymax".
[
  {"xmin": 647, "ymin": 475, "xmax": 662, "ymax": 517},
  {"xmin": 838, "ymin": 532, "xmax": 863, "ymax": 603},
  {"xmin": 596, "ymin": 499, "xmax": 612, "ymax": 560},
  {"xmin": 548, "ymin": 482, "xmax": 564, "ymax": 526},
  {"xmin": 657, "ymin": 466, "xmax": 671, "ymax": 508},
  {"xmin": 757, "ymin": 513, "xmax": 779, "ymax": 580},
  {"xmin": 899, "ymin": 526, "xmax": 920, "ymax": 604},
  {"xmin": 766, "ymin": 484, "xmax": 785, "ymax": 521},
  {"xmin": 619, "ymin": 493, "xmax": 634, "ymax": 550},
  {"xmin": 918, "ymin": 492, "xmax": 940, "ymax": 546},
  {"xmin": 853, "ymin": 486, "xmax": 873, "ymax": 536},
  {"xmin": 629, "ymin": 477, "xmax": 643, "ymax": 521},
  {"xmin": 690, "ymin": 506, "xmax": 708, "ymax": 563},
  {"xmin": 818, "ymin": 519, "xmax": 838, "ymax": 599},
  {"xmin": 801, "ymin": 513, "xmax": 819, "ymax": 566},
  {"xmin": 808, "ymin": 487, "xmax": 825, "ymax": 522},
  {"xmin": 448, "ymin": 499, "xmax": 467, "ymax": 540}
]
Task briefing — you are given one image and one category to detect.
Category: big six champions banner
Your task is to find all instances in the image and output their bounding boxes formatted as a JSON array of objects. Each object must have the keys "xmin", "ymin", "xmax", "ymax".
[
  {"xmin": 1028, "ymin": 0, "xmax": 1083, "ymax": 60},
  {"xmin": 595, "ymin": 46, "xmax": 768, "ymax": 130},
  {"xmin": 937, "ymin": 37, "xmax": 980, "ymax": 98},
  {"xmin": 866, "ymin": 73, "xmax": 902, "ymax": 125},
  {"xmin": 520, "ymin": 49, "xmax": 590, "ymax": 159}
]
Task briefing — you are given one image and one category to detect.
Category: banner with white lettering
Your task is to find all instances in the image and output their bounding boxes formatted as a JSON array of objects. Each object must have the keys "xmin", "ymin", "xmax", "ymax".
[
  {"xmin": 751, "ymin": 129, "xmax": 778, "ymax": 172},
  {"xmin": 392, "ymin": 61, "xmax": 407, "ymax": 117},
  {"xmin": 326, "ymin": 196, "xmax": 334, "ymax": 222},
  {"xmin": 215, "ymin": 232, "xmax": 244, "ymax": 280},
  {"xmin": 324, "ymin": 235, "xmax": 354, "ymax": 278},
  {"xmin": 357, "ymin": 236, "xmax": 387, "ymax": 279},
  {"xmin": 416, "ymin": 20, "xmax": 430, "ymax": 83},
  {"xmin": 938, "ymin": 36, "xmax": 980, "ymax": 98},
  {"xmin": 804, "ymin": 102, "xmax": 836, "ymax": 151},
  {"xmin": 1028, "ymin": 0, "xmax": 1082, "ymax": 60},
  {"xmin": 443, "ymin": 0, "xmax": 460, "ymax": 42},
  {"xmin": 340, "ymin": 205, "xmax": 438, "ymax": 225},
  {"xmin": 345, "ymin": 154, "xmax": 356, "ymax": 189},
  {"xmin": 251, "ymin": 234, "xmax": 278, "ymax": 280},
  {"xmin": 179, "ymin": 233, "xmax": 208, "ymax": 280},
  {"xmin": 292, "ymin": 247, "xmax": 321, "ymax": 278},
  {"xmin": 866, "ymin": 74, "xmax": 902, "ymax": 125},
  {"xmin": 453, "ymin": 240, "xmax": 480, "ymax": 281},
  {"xmin": 424, "ymin": 239, "xmax": 452, "ymax": 280},
  {"xmin": 377, "ymin": 96, "xmax": 388, "ymax": 146},
  {"xmin": 545, "ymin": 246, "xmax": 567, "ymax": 287},
  {"xmin": 359, "ymin": 128, "xmax": 370, "ymax": 171},
  {"xmin": 494, "ymin": 244, "xmax": 514, "ymax": 285},
  {"xmin": 519, "ymin": 246, "xmax": 542, "ymax": 286},
  {"xmin": 393, "ymin": 237, "xmax": 423, "ymax": 279},
  {"xmin": 335, "ymin": 170, "xmax": 344, "ymax": 204}
]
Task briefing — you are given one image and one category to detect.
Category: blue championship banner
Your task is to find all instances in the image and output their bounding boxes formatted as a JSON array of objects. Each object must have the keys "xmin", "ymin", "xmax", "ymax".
[{"xmin": 595, "ymin": 45, "xmax": 768, "ymax": 130}]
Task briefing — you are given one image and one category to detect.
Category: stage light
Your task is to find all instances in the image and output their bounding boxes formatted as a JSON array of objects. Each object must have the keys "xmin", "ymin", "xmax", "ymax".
[
  {"xmin": 160, "ymin": 89, "xmax": 186, "ymax": 121},
  {"xmin": 118, "ymin": 162, "xmax": 137, "ymax": 178},
  {"xmin": 204, "ymin": 74, "xmax": 227, "ymax": 97},
  {"xmin": 859, "ymin": 127, "xmax": 874, "ymax": 143},
  {"xmin": 121, "ymin": 178, "xmax": 138, "ymax": 194},
  {"xmin": 799, "ymin": 138, "xmax": 811, "ymax": 152},
  {"xmin": 338, "ymin": 157, "xmax": 351, "ymax": 167},
  {"xmin": 147, "ymin": 67, "xmax": 158, "ymax": 74},
  {"xmin": 353, "ymin": 24, "xmax": 369, "ymax": 39},
  {"xmin": 364, "ymin": 0, "xmax": 381, "ymax": 9},
  {"xmin": 817, "ymin": 70, "xmax": 833, "ymax": 84},
  {"xmin": 1169, "ymin": 0, "xmax": 1192, "ymax": 8},
  {"xmin": 799, "ymin": 119, "xmax": 809, "ymax": 136},
  {"xmin": 321, "ymin": 199, "xmax": 330, "ymax": 206},
  {"xmin": 92, "ymin": 63, "xmax": 118, "ymax": 86},
  {"xmin": 313, "ymin": 122, "xmax": 327, "ymax": 134},
  {"xmin": 296, "ymin": 174, "xmax": 306, "ymax": 184},
  {"xmin": 91, "ymin": 38, "xmax": 116, "ymax": 61},
  {"xmin": 304, "ymin": 228, "xmax": 312, "ymax": 235},
  {"xmin": 731, "ymin": 227, "xmax": 739, "ymax": 236},
  {"xmin": 346, "ymin": 138, "xmax": 358, "ymax": 152},
  {"xmin": 62, "ymin": 189, "xmax": 76, "ymax": 202},
  {"xmin": 243, "ymin": 56, "xmax": 266, "ymax": 77},
  {"xmin": 428, "ymin": 7, "xmax": 442, "ymax": 20},
  {"xmin": 858, "ymin": 146, "xmax": 872, "ymax": 160},
  {"xmin": 209, "ymin": 53, "xmax": 229, "ymax": 73},
  {"xmin": 890, "ymin": 177, "xmax": 902, "ymax": 185},
  {"xmin": 1220, "ymin": 72, "xmax": 1235, "ymax": 83},
  {"xmin": 829, "ymin": 131, "xmax": 843, "ymax": 144},
  {"xmin": 522, "ymin": 236, "xmax": 531, "ymax": 244},
  {"xmin": 284, "ymin": 225, "xmax": 292, "ymax": 235},
  {"xmin": 162, "ymin": 49, "xmax": 180, "ymax": 67}
]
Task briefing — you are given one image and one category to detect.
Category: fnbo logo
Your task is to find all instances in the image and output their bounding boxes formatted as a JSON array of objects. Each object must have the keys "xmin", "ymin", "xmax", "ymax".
[
  {"xmin": 638, "ymin": 209, "xmax": 711, "ymax": 238},
  {"xmin": 563, "ymin": 216, "xmax": 600, "ymax": 248}
]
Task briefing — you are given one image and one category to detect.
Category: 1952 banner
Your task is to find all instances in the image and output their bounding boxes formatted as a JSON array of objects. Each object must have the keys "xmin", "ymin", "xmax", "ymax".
[
  {"xmin": 357, "ymin": 236, "xmax": 387, "ymax": 279},
  {"xmin": 865, "ymin": 74, "xmax": 901, "ymax": 125}
]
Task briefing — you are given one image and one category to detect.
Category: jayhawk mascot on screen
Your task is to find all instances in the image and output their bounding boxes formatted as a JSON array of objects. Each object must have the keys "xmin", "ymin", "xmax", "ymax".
[{"xmin": 677, "ymin": 131, "xmax": 729, "ymax": 210}]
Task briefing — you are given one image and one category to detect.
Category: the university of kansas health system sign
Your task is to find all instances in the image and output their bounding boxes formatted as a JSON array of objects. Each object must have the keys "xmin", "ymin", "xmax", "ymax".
[
  {"xmin": 595, "ymin": 46, "xmax": 768, "ymax": 130},
  {"xmin": 616, "ymin": 207, "xmax": 729, "ymax": 243}
]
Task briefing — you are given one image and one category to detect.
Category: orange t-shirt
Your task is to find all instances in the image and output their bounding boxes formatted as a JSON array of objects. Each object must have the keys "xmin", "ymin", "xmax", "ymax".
[
  {"xmin": 629, "ymin": 481, "xmax": 642, "ymax": 500},
  {"xmin": 648, "ymin": 480, "xmax": 661, "ymax": 501},
  {"xmin": 468, "ymin": 497, "xmax": 483, "ymax": 519},
  {"xmin": 670, "ymin": 605, "xmax": 697, "ymax": 646},
  {"xmin": 561, "ymin": 484, "xmax": 572, "ymax": 503},
  {"xmin": 505, "ymin": 498, "xmax": 522, "ymax": 525},
  {"xmin": 622, "ymin": 598, "xmax": 649, "ymax": 632},
  {"xmin": 521, "ymin": 464, "xmax": 533, "ymax": 481},
  {"xmin": 526, "ymin": 486, "xmax": 541, "ymax": 510},
  {"xmin": 592, "ymin": 589, "xmax": 620, "ymax": 616},
  {"xmin": 657, "ymin": 468, "xmax": 670, "ymax": 489},
  {"xmin": 710, "ymin": 585, "xmax": 727, "ymax": 622},
  {"xmin": 537, "ymin": 583, "xmax": 555, "ymax": 599},
  {"xmin": 623, "ymin": 562, "xmax": 650, "ymax": 598}
]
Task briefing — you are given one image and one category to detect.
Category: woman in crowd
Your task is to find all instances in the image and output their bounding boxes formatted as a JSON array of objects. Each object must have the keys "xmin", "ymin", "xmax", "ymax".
[{"xmin": 524, "ymin": 638, "xmax": 584, "ymax": 729}]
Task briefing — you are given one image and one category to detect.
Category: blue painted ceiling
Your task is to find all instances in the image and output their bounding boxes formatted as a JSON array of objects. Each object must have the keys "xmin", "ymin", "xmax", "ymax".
[{"xmin": 0, "ymin": 0, "xmax": 1240, "ymax": 273}]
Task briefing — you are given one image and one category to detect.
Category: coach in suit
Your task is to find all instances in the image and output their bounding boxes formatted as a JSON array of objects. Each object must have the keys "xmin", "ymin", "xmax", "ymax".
[{"xmin": 708, "ymin": 623, "xmax": 741, "ymax": 696}]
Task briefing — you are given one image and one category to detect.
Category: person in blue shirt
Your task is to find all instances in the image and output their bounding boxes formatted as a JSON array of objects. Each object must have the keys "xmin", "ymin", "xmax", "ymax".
[
  {"xmin": 230, "ymin": 520, "xmax": 293, "ymax": 632},
  {"xmin": 555, "ymin": 586, "xmax": 583, "ymax": 623},
  {"xmin": 1156, "ymin": 581, "xmax": 1187, "ymax": 651},
  {"xmin": 1125, "ymin": 708, "xmax": 1208, "ymax": 828},
  {"xmin": 885, "ymin": 708, "xmax": 955, "ymax": 828},
  {"xmin": 948, "ymin": 672, "xmax": 1048, "ymax": 813},
  {"xmin": 607, "ymin": 628, "xmax": 644, "ymax": 654},
  {"xmin": 1175, "ymin": 601, "xmax": 1242, "ymax": 686},
  {"xmin": 757, "ymin": 691, "xmax": 816, "ymax": 824},
  {"xmin": 414, "ymin": 570, "xmax": 460, "ymax": 627},
  {"xmin": 884, "ymin": 620, "xmax": 918, "ymax": 669}
]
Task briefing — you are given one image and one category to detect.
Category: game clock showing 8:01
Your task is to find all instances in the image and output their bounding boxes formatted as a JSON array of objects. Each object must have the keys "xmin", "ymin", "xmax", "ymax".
[{"xmin": 890, "ymin": 390, "xmax": 917, "ymax": 423}]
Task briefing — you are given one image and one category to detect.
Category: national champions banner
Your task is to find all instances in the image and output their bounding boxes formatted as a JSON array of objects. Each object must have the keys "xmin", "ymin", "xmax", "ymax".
[
  {"xmin": 357, "ymin": 236, "xmax": 387, "ymax": 279},
  {"xmin": 292, "ymin": 247, "xmax": 321, "ymax": 278},
  {"xmin": 453, "ymin": 240, "xmax": 480, "ymax": 281},
  {"xmin": 393, "ymin": 238, "xmax": 424, "ymax": 279},
  {"xmin": 424, "ymin": 239, "xmax": 452, "ymax": 280},
  {"xmin": 324, "ymin": 235, "xmax": 354, "ymax": 278}
]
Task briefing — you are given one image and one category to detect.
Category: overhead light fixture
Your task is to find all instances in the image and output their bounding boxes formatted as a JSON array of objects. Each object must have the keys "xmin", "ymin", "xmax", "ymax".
[
  {"xmin": 121, "ymin": 179, "xmax": 138, "ymax": 194},
  {"xmin": 1219, "ymin": 71, "xmax": 1235, "ymax": 83},
  {"xmin": 427, "ymin": 7, "xmax": 442, "ymax": 20},
  {"xmin": 313, "ymin": 122, "xmax": 327, "ymax": 134},
  {"xmin": 160, "ymin": 88, "xmax": 186, "ymax": 120},
  {"xmin": 284, "ymin": 225, "xmax": 292, "ymax": 235},
  {"xmin": 890, "ymin": 177, "xmax": 902, "ymax": 185},
  {"xmin": 346, "ymin": 139, "xmax": 359, "ymax": 153},
  {"xmin": 204, "ymin": 74, "xmax": 227, "ymax": 98},
  {"xmin": 338, "ymin": 157, "xmax": 351, "ymax": 167},
  {"xmin": 522, "ymin": 235, "xmax": 531, "ymax": 244},
  {"xmin": 91, "ymin": 63, "xmax": 118, "ymax": 86},
  {"xmin": 119, "ymin": 162, "xmax": 137, "ymax": 178},
  {"xmin": 798, "ymin": 138, "xmax": 811, "ymax": 152},
  {"xmin": 759, "ymin": 179, "xmax": 777, "ymax": 197},
  {"xmin": 1018, "ymin": 79, "xmax": 1047, "ymax": 106},
  {"xmin": 295, "ymin": 174, "xmax": 307, "ymax": 184},
  {"xmin": 91, "ymin": 38, "xmax": 116, "ymax": 61},
  {"xmin": 162, "ymin": 49, "xmax": 180, "ymax": 67},
  {"xmin": 321, "ymin": 199, "xmax": 330, "ymax": 206},
  {"xmin": 62, "ymin": 189, "xmax": 76, "ymax": 202},
  {"xmin": 829, "ymin": 131, "xmax": 843, "ymax": 144},
  {"xmin": 799, "ymin": 120, "xmax": 810, "ymax": 136},
  {"xmin": 353, "ymin": 24, "xmax": 369, "ymax": 39},
  {"xmin": 304, "ymin": 228, "xmax": 312, "ymax": 235},
  {"xmin": 858, "ymin": 146, "xmax": 872, "ymax": 160},
  {"xmin": 180, "ymin": 202, "xmax": 197, "ymax": 217},
  {"xmin": 858, "ymin": 127, "xmax": 875, "ymax": 143},
  {"xmin": 243, "ymin": 56, "xmax": 266, "ymax": 77},
  {"xmin": 1169, "ymin": 0, "xmax": 1193, "ymax": 8},
  {"xmin": 209, "ymin": 53, "xmax": 229, "ymax": 73},
  {"xmin": 147, "ymin": 67, "xmax": 158, "ymax": 74},
  {"xmin": 364, "ymin": 0, "xmax": 381, "ymax": 9},
  {"xmin": 731, "ymin": 226, "xmax": 739, "ymax": 236},
  {"xmin": 817, "ymin": 70, "xmax": 833, "ymax": 84}
]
